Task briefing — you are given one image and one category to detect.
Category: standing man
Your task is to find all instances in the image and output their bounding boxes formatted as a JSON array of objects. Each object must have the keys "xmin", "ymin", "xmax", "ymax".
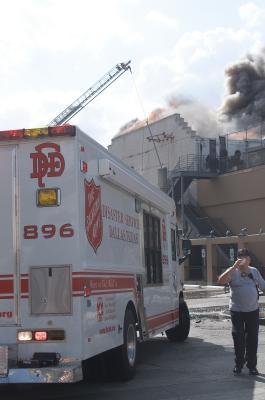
[{"xmin": 218, "ymin": 248, "xmax": 265, "ymax": 375}]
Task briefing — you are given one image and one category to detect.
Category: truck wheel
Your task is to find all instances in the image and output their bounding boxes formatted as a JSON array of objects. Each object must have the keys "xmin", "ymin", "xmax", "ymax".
[
  {"xmin": 82, "ymin": 354, "xmax": 106, "ymax": 381},
  {"xmin": 116, "ymin": 309, "xmax": 137, "ymax": 381},
  {"xmin": 165, "ymin": 301, "xmax": 190, "ymax": 342}
]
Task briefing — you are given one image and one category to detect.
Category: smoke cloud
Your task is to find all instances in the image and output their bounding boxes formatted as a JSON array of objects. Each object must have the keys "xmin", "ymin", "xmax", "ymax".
[
  {"xmin": 168, "ymin": 96, "xmax": 222, "ymax": 137},
  {"xmin": 118, "ymin": 95, "xmax": 222, "ymax": 137},
  {"xmin": 219, "ymin": 48, "xmax": 265, "ymax": 129},
  {"xmin": 117, "ymin": 107, "xmax": 171, "ymax": 134}
]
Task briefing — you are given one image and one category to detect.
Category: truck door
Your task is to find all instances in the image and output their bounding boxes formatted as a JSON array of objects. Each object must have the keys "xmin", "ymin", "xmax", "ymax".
[{"xmin": 0, "ymin": 146, "xmax": 18, "ymax": 325}]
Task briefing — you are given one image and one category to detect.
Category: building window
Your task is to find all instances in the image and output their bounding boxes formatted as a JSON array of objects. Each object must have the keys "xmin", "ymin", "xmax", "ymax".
[
  {"xmin": 143, "ymin": 212, "xmax": 162, "ymax": 284},
  {"xmin": 171, "ymin": 229, "xmax": 176, "ymax": 261}
]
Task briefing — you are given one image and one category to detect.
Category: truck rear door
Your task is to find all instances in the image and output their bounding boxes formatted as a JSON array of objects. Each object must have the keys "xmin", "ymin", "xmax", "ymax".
[{"xmin": 0, "ymin": 145, "xmax": 18, "ymax": 326}]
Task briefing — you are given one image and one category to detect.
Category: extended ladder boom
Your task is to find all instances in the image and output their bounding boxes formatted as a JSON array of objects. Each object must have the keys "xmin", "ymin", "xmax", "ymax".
[{"xmin": 48, "ymin": 61, "xmax": 131, "ymax": 126}]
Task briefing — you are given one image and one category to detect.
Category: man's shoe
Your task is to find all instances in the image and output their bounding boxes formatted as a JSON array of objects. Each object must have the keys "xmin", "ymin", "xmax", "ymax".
[
  {"xmin": 233, "ymin": 366, "xmax": 242, "ymax": 375},
  {"xmin": 249, "ymin": 367, "xmax": 259, "ymax": 376}
]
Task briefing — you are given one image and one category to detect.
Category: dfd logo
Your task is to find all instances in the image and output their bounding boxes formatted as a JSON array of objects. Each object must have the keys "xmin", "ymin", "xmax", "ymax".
[
  {"xmin": 30, "ymin": 143, "xmax": 65, "ymax": 187},
  {"xmin": 84, "ymin": 179, "xmax": 103, "ymax": 253},
  {"xmin": 96, "ymin": 297, "xmax": 104, "ymax": 322}
]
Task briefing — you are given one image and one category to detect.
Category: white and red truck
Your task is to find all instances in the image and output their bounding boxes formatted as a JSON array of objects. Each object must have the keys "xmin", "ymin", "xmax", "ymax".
[{"xmin": 0, "ymin": 124, "xmax": 190, "ymax": 383}]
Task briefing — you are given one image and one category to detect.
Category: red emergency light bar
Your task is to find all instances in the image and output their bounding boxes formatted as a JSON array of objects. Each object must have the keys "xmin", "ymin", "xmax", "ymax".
[
  {"xmin": 0, "ymin": 125, "xmax": 76, "ymax": 141},
  {"xmin": 50, "ymin": 125, "xmax": 76, "ymax": 137}
]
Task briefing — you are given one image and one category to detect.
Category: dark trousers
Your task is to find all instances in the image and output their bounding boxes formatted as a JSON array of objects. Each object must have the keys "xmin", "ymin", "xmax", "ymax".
[{"xmin": 230, "ymin": 309, "xmax": 259, "ymax": 369}]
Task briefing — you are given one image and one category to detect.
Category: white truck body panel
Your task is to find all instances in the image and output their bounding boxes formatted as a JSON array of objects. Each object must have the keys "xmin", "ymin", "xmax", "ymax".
[{"xmin": 0, "ymin": 126, "xmax": 182, "ymax": 383}]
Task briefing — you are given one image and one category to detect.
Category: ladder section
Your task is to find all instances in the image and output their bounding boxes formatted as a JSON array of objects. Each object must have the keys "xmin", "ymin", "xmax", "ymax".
[{"xmin": 48, "ymin": 61, "xmax": 131, "ymax": 126}]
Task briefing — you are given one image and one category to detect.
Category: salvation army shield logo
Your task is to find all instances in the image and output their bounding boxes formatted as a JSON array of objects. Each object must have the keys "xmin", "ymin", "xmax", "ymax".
[{"xmin": 84, "ymin": 179, "xmax": 103, "ymax": 252}]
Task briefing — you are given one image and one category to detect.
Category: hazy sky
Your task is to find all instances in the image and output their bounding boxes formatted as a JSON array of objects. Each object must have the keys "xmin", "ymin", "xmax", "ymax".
[{"xmin": 1, "ymin": 0, "xmax": 265, "ymax": 146}]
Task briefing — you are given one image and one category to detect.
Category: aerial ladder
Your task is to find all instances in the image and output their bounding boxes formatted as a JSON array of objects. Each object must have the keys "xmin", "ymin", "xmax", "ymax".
[{"xmin": 48, "ymin": 60, "xmax": 131, "ymax": 126}]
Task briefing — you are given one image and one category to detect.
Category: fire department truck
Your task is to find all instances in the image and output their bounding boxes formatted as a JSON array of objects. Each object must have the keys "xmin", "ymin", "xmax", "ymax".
[{"xmin": 0, "ymin": 124, "xmax": 190, "ymax": 383}]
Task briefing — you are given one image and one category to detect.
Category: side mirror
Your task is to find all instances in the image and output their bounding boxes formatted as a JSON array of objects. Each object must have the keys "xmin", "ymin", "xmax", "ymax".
[{"xmin": 182, "ymin": 239, "xmax": 191, "ymax": 256}]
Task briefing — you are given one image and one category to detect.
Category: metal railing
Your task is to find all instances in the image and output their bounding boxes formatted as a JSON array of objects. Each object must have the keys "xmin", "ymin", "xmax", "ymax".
[
  {"xmin": 171, "ymin": 147, "xmax": 265, "ymax": 177},
  {"xmin": 173, "ymin": 154, "xmax": 209, "ymax": 173}
]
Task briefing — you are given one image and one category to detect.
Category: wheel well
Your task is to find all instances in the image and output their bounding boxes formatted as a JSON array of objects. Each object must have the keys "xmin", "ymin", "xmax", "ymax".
[
  {"xmin": 125, "ymin": 301, "xmax": 138, "ymax": 323},
  {"xmin": 179, "ymin": 291, "xmax": 184, "ymax": 304}
]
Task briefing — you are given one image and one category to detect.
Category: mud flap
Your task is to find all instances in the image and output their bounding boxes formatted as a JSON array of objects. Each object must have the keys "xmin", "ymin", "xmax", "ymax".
[
  {"xmin": 0, "ymin": 346, "xmax": 8, "ymax": 377},
  {"xmin": 136, "ymin": 275, "xmax": 149, "ymax": 339}
]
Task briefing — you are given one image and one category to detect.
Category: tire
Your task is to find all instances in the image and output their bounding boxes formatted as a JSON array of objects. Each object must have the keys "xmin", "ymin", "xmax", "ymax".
[
  {"xmin": 82, "ymin": 309, "xmax": 137, "ymax": 382},
  {"xmin": 115, "ymin": 308, "xmax": 137, "ymax": 381},
  {"xmin": 82, "ymin": 353, "xmax": 107, "ymax": 382},
  {"xmin": 165, "ymin": 301, "xmax": 190, "ymax": 342}
]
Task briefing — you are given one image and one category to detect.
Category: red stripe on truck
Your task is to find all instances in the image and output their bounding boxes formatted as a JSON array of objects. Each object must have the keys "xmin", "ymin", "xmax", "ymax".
[
  {"xmin": 0, "ymin": 278, "xmax": 13, "ymax": 294},
  {"xmin": 72, "ymin": 275, "xmax": 135, "ymax": 294},
  {"xmin": 72, "ymin": 271, "xmax": 134, "ymax": 276},
  {"xmin": 147, "ymin": 309, "xmax": 179, "ymax": 331},
  {"xmin": 0, "ymin": 272, "xmax": 136, "ymax": 298},
  {"xmin": 21, "ymin": 277, "xmax": 29, "ymax": 294}
]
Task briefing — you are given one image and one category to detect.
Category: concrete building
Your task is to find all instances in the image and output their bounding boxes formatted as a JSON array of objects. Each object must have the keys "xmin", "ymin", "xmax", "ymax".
[
  {"xmin": 191, "ymin": 162, "xmax": 265, "ymax": 283},
  {"xmin": 109, "ymin": 113, "xmax": 209, "ymax": 186},
  {"xmin": 109, "ymin": 112, "xmax": 254, "ymax": 187},
  {"xmin": 109, "ymin": 113, "xmax": 265, "ymax": 284}
]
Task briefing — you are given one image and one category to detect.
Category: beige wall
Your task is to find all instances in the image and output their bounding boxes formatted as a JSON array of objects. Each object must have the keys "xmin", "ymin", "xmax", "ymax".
[
  {"xmin": 197, "ymin": 164, "xmax": 265, "ymax": 263},
  {"xmin": 109, "ymin": 113, "xmax": 198, "ymax": 186}
]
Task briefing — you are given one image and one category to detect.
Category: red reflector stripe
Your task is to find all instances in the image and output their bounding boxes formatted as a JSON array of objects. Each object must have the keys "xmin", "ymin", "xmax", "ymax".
[
  {"xmin": 72, "ymin": 276, "xmax": 135, "ymax": 292},
  {"xmin": 147, "ymin": 310, "xmax": 179, "ymax": 331},
  {"xmin": 0, "ymin": 279, "xmax": 14, "ymax": 294},
  {"xmin": 20, "ymin": 278, "xmax": 29, "ymax": 294}
]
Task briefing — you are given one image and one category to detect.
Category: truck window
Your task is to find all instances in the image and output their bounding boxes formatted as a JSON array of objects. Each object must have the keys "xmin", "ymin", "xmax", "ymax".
[
  {"xmin": 143, "ymin": 212, "xmax": 162, "ymax": 284},
  {"xmin": 171, "ymin": 229, "xmax": 176, "ymax": 261}
]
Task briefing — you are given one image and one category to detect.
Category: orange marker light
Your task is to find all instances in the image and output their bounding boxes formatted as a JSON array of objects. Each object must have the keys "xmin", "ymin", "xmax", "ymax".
[{"xmin": 37, "ymin": 188, "xmax": 60, "ymax": 207}]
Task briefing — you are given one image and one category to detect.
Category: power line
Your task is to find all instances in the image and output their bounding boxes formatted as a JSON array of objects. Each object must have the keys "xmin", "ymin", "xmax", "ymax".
[{"xmin": 129, "ymin": 70, "xmax": 162, "ymax": 169}]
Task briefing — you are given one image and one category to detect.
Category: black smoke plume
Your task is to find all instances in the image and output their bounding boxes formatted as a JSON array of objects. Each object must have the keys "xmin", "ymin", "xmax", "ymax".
[{"xmin": 219, "ymin": 48, "xmax": 265, "ymax": 128}]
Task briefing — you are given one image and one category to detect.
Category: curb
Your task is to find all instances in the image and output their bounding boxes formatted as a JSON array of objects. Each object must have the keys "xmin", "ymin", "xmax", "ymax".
[
  {"xmin": 185, "ymin": 290, "xmax": 225, "ymax": 299},
  {"xmin": 190, "ymin": 308, "xmax": 229, "ymax": 321},
  {"xmin": 190, "ymin": 310, "xmax": 265, "ymax": 325}
]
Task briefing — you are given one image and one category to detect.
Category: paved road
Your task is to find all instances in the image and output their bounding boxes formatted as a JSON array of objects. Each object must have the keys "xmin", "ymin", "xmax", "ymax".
[{"xmin": 2, "ymin": 319, "xmax": 265, "ymax": 400}]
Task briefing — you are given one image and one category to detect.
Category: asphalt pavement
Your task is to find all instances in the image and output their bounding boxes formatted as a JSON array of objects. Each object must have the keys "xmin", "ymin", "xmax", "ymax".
[
  {"xmin": 2, "ymin": 318, "xmax": 265, "ymax": 400},
  {"xmin": 1, "ymin": 285, "xmax": 265, "ymax": 400}
]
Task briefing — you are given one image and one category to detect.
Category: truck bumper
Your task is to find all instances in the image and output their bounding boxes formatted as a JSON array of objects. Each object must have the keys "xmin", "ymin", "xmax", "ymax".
[{"xmin": 0, "ymin": 362, "xmax": 83, "ymax": 383}]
